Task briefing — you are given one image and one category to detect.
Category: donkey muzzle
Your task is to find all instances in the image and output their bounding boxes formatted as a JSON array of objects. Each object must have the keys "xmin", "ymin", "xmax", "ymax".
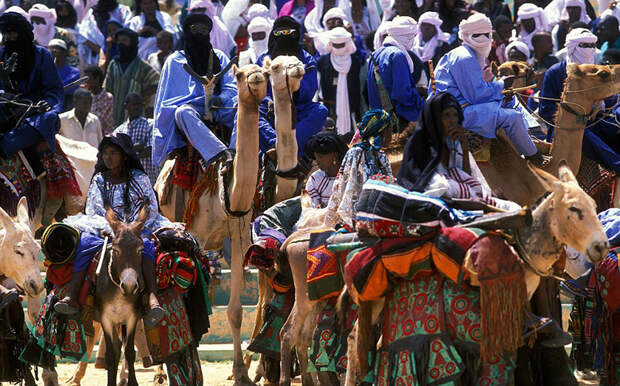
[
  {"xmin": 586, "ymin": 240, "xmax": 610, "ymax": 263},
  {"xmin": 119, "ymin": 269, "xmax": 139, "ymax": 295}
]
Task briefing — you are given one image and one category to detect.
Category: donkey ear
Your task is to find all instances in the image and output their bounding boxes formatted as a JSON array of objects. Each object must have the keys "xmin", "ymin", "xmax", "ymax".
[
  {"xmin": 558, "ymin": 160, "xmax": 578, "ymax": 184},
  {"xmin": 527, "ymin": 161, "xmax": 561, "ymax": 192},
  {"xmin": 105, "ymin": 206, "xmax": 120, "ymax": 235},
  {"xmin": 0, "ymin": 204, "xmax": 15, "ymax": 233},
  {"xmin": 129, "ymin": 204, "xmax": 149, "ymax": 236},
  {"xmin": 16, "ymin": 196, "xmax": 31, "ymax": 230}
]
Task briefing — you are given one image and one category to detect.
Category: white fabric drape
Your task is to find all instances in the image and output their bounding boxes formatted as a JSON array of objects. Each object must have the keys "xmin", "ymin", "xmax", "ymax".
[
  {"xmin": 412, "ymin": 11, "xmax": 450, "ymax": 62},
  {"xmin": 29, "ymin": 4, "xmax": 57, "ymax": 47},
  {"xmin": 328, "ymin": 27, "xmax": 356, "ymax": 134},
  {"xmin": 458, "ymin": 13, "xmax": 493, "ymax": 67},
  {"xmin": 247, "ymin": 16, "xmax": 271, "ymax": 64},
  {"xmin": 566, "ymin": 27, "xmax": 597, "ymax": 64}
]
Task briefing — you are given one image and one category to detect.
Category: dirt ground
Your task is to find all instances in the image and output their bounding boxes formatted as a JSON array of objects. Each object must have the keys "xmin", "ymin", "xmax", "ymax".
[{"xmin": 39, "ymin": 362, "xmax": 264, "ymax": 386}]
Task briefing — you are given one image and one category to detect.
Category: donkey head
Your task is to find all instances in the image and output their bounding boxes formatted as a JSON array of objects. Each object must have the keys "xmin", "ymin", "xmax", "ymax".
[
  {"xmin": 105, "ymin": 205, "xmax": 149, "ymax": 296},
  {"xmin": 532, "ymin": 161, "xmax": 608, "ymax": 265},
  {"xmin": 0, "ymin": 197, "xmax": 43, "ymax": 297}
]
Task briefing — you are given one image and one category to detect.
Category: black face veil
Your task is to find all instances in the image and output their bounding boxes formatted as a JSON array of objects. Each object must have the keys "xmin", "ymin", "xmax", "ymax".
[
  {"xmin": 0, "ymin": 12, "xmax": 36, "ymax": 81},
  {"xmin": 182, "ymin": 13, "xmax": 220, "ymax": 77},
  {"xmin": 268, "ymin": 16, "xmax": 301, "ymax": 58}
]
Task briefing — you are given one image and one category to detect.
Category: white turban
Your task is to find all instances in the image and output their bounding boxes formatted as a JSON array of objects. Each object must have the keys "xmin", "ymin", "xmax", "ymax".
[
  {"xmin": 383, "ymin": 16, "xmax": 417, "ymax": 73},
  {"xmin": 29, "ymin": 4, "xmax": 56, "ymax": 47},
  {"xmin": 327, "ymin": 27, "xmax": 356, "ymax": 135},
  {"xmin": 5, "ymin": 6, "xmax": 29, "ymax": 21},
  {"xmin": 517, "ymin": 3, "xmax": 548, "ymax": 50},
  {"xmin": 412, "ymin": 11, "xmax": 450, "ymax": 62},
  {"xmin": 373, "ymin": 20, "xmax": 390, "ymax": 50},
  {"xmin": 188, "ymin": 0, "xmax": 216, "ymax": 15},
  {"xmin": 458, "ymin": 13, "xmax": 493, "ymax": 66},
  {"xmin": 322, "ymin": 7, "xmax": 348, "ymax": 29},
  {"xmin": 562, "ymin": 0, "xmax": 591, "ymax": 23},
  {"xmin": 505, "ymin": 40, "xmax": 530, "ymax": 60},
  {"xmin": 247, "ymin": 16, "xmax": 271, "ymax": 63},
  {"xmin": 565, "ymin": 27, "xmax": 597, "ymax": 64},
  {"xmin": 247, "ymin": 3, "xmax": 270, "ymax": 21}
]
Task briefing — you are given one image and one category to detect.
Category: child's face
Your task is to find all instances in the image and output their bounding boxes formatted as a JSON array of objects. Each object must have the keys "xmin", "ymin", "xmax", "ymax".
[{"xmin": 315, "ymin": 152, "xmax": 337, "ymax": 171}]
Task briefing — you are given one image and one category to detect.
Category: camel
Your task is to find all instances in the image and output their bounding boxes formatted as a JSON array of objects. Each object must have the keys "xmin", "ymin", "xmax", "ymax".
[
  {"xmin": 153, "ymin": 63, "xmax": 272, "ymax": 385},
  {"xmin": 479, "ymin": 63, "xmax": 620, "ymax": 206},
  {"xmin": 277, "ymin": 152, "xmax": 609, "ymax": 386}
]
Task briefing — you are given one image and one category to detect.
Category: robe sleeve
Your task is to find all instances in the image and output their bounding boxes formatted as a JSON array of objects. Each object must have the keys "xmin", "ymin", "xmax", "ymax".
[
  {"xmin": 84, "ymin": 173, "xmax": 106, "ymax": 218},
  {"xmin": 449, "ymin": 53, "xmax": 504, "ymax": 105},
  {"xmin": 294, "ymin": 51, "xmax": 319, "ymax": 108}
]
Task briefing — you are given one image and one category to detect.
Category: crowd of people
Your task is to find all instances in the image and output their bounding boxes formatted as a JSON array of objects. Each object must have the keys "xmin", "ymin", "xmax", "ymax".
[{"xmin": 0, "ymin": 0, "xmax": 619, "ymax": 382}]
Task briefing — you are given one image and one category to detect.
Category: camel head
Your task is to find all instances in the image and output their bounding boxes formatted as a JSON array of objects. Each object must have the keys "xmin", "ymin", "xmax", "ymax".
[
  {"xmin": 233, "ymin": 63, "xmax": 269, "ymax": 105},
  {"xmin": 263, "ymin": 55, "xmax": 305, "ymax": 95},
  {"xmin": 494, "ymin": 61, "xmax": 534, "ymax": 89},
  {"xmin": 531, "ymin": 161, "xmax": 608, "ymax": 265},
  {"xmin": 565, "ymin": 64, "xmax": 620, "ymax": 103},
  {"xmin": 0, "ymin": 197, "xmax": 43, "ymax": 297}
]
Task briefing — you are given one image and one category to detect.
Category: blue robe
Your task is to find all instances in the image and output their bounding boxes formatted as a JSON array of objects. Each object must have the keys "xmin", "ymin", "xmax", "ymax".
[
  {"xmin": 0, "ymin": 46, "xmax": 63, "ymax": 156},
  {"xmin": 244, "ymin": 49, "xmax": 327, "ymax": 156},
  {"xmin": 152, "ymin": 49, "xmax": 237, "ymax": 166},
  {"xmin": 540, "ymin": 61, "xmax": 567, "ymax": 140},
  {"xmin": 432, "ymin": 45, "xmax": 537, "ymax": 156},
  {"xmin": 366, "ymin": 44, "xmax": 424, "ymax": 123}
]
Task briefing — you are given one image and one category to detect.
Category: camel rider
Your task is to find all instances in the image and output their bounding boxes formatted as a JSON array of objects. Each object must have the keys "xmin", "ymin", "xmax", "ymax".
[
  {"xmin": 55, "ymin": 133, "xmax": 170, "ymax": 327},
  {"xmin": 432, "ymin": 13, "xmax": 546, "ymax": 166},
  {"xmin": 152, "ymin": 13, "xmax": 238, "ymax": 168},
  {"xmin": 0, "ymin": 12, "xmax": 63, "ymax": 161},
  {"xmin": 366, "ymin": 16, "xmax": 425, "ymax": 129},
  {"xmin": 252, "ymin": 16, "xmax": 328, "ymax": 157}
]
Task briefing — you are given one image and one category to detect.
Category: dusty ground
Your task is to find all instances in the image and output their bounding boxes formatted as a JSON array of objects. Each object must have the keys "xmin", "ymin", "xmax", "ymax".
[{"xmin": 38, "ymin": 362, "xmax": 265, "ymax": 386}]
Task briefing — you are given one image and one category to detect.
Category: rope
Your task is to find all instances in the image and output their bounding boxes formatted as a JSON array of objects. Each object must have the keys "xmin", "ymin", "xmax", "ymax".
[{"xmin": 107, "ymin": 251, "xmax": 123, "ymax": 290}]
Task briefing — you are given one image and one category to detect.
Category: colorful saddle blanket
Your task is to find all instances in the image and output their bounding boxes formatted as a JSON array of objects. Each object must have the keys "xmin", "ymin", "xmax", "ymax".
[
  {"xmin": 0, "ymin": 151, "xmax": 40, "ymax": 218},
  {"xmin": 307, "ymin": 229, "xmax": 345, "ymax": 301}
]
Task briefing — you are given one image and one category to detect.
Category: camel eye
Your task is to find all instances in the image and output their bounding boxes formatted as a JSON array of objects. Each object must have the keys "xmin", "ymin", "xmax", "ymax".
[
  {"xmin": 598, "ymin": 71, "xmax": 610, "ymax": 79},
  {"xmin": 569, "ymin": 206, "xmax": 584, "ymax": 220},
  {"xmin": 235, "ymin": 72, "xmax": 243, "ymax": 80}
]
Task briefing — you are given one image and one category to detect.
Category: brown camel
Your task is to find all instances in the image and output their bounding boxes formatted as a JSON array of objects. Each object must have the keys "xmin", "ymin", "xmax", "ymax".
[
  {"xmin": 480, "ymin": 63, "xmax": 620, "ymax": 205},
  {"xmin": 153, "ymin": 63, "xmax": 269, "ymax": 385}
]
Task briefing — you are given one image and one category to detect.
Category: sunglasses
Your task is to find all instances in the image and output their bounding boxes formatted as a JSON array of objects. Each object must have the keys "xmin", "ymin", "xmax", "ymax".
[
  {"xmin": 189, "ymin": 24, "xmax": 210, "ymax": 35},
  {"xmin": 273, "ymin": 28, "xmax": 297, "ymax": 37},
  {"xmin": 578, "ymin": 42, "xmax": 596, "ymax": 48}
]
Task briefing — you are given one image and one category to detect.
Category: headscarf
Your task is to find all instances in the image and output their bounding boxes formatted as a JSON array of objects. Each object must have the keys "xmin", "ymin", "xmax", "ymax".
[
  {"xmin": 566, "ymin": 27, "xmax": 597, "ymax": 64},
  {"xmin": 268, "ymin": 16, "xmax": 301, "ymax": 58},
  {"xmin": 188, "ymin": 0, "xmax": 236, "ymax": 55},
  {"xmin": 247, "ymin": 16, "xmax": 271, "ymax": 63},
  {"xmin": 5, "ymin": 6, "xmax": 29, "ymax": 21},
  {"xmin": 355, "ymin": 109, "xmax": 391, "ymax": 151},
  {"xmin": 182, "ymin": 13, "xmax": 220, "ymax": 76},
  {"xmin": 29, "ymin": 3, "xmax": 57, "ymax": 47},
  {"xmin": 328, "ymin": 27, "xmax": 356, "ymax": 135},
  {"xmin": 562, "ymin": 0, "xmax": 590, "ymax": 23},
  {"xmin": 412, "ymin": 11, "xmax": 450, "ymax": 63},
  {"xmin": 304, "ymin": 0, "xmax": 350, "ymax": 35},
  {"xmin": 115, "ymin": 28, "xmax": 138, "ymax": 64},
  {"xmin": 397, "ymin": 92, "xmax": 463, "ymax": 191},
  {"xmin": 505, "ymin": 40, "xmax": 530, "ymax": 59},
  {"xmin": 383, "ymin": 16, "xmax": 418, "ymax": 73},
  {"xmin": 55, "ymin": 0, "xmax": 78, "ymax": 29},
  {"xmin": 49, "ymin": 38, "xmax": 67, "ymax": 50},
  {"xmin": 322, "ymin": 6, "xmax": 348, "ymax": 29},
  {"xmin": 92, "ymin": 0, "xmax": 119, "ymax": 32},
  {"xmin": 247, "ymin": 3, "xmax": 271, "ymax": 21},
  {"xmin": 458, "ymin": 13, "xmax": 493, "ymax": 67},
  {"xmin": 517, "ymin": 3, "xmax": 548, "ymax": 50},
  {"xmin": 373, "ymin": 20, "xmax": 390, "ymax": 50},
  {"xmin": 95, "ymin": 133, "xmax": 146, "ymax": 175},
  {"xmin": 306, "ymin": 131, "xmax": 348, "ymax": 160},
  {"xmin": 0, "ymin": 12, "xmax": 35, "ymax": 81}
]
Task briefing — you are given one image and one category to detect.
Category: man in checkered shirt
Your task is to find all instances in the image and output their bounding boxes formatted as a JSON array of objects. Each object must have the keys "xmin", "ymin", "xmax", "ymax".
[{"xmin": 113, "ymin": 93, "xmax": 161, "ymax": 185}]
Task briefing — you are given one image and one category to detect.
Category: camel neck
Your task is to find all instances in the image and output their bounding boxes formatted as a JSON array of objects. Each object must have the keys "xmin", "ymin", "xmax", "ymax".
[{"xmin": 273, "ymin": 89, "xmax": 299, "ymax": 201}]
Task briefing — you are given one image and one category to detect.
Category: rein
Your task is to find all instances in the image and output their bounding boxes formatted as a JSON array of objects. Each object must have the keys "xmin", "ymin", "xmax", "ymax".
[{"xmin": 107, "ymin": 250, "xmax": 123, "ymax": 290}]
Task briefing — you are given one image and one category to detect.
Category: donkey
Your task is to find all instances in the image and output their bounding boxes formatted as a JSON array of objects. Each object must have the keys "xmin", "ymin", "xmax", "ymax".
[{"xmin": 96, "ymin": 205, "xmax": 150, "ymax": 386}]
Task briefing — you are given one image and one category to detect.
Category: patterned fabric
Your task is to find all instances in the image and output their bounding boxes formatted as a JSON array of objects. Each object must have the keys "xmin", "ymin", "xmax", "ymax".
[
  {"xmin": 324, "ymin": 146, "xmax": 392, "ymax": 227},
  {"xmin": 156, "ymin": 251, "xmax": 197, "ymax": 293},
  {"xmin": 432, "ymin": 227, "xmax": 487, "ymax": 285},
  {"xmin": 569, "ymin": 270, "xmax": 599, "ymax": 373},
  {"xmin": 247, "ymin": 290, "xmax": 296, "ymax": 361},
  {"xmin": 375, "ymin": 273, "xmax": 513, "ymax": 385},
  {"xmin": 307, "ymin": 229, "xmax": 345, "ymax": 301},
  {"xmin": 39, "ymin": 147, "xmax": 82, "ymax": 199},
  {"xmin": 305, "ymin": 169, "xmax": 336, "ymax": 208},
  {"xmin": 114, "ymin": 117, "xmax": 161, "ymax": 185},
  {"xmin": 165, "ymin": 345, "xmax": 203, "ymax": 386},
  {"xmin": 577, "ymin": 156, "xmax": 617, "ymax": 212},
  {"xmin": 145, "ymin": 289, "xmax": 193, "ymax": 363},
  {"xmin": 171, "ymin": 147, "xmax": 203, "ymax": 190},
  {"xmin": 356, "ymin": 109, "xmax": 391, "ymax": 151},
  {"xmin": 91, "ymin": 89, "xmax": 115, "ymax": 136},
  {"xmin": 0, "ymin": 151, "xmax": 40, "ymax": 218}
]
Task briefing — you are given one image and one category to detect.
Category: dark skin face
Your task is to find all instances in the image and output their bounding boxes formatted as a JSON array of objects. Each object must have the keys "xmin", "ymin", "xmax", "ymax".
[
  {"xmin": 521, "ymin": 18, "xmax": 536, "ymax": 34},
  {"xmin": 533, "ymin": 34, "xmax": 553, "ymax": 55},
  {"xmin": 315, "ymin": 152, "xmax": 340, "ymax": 177},
  {"xmin": 124, "ymin": 97, "xmax": 143, "ymax": 120},
  {"xmin": 2, "ymin": 30, "xmax": 18, "ymax": 42},
  {"xmin": 566, "ymin": 6, "xmax": 581, "ymax": 23},
  {"xmin": 140, "ymin": 0, "xmax": 157, "ymax": 17},
  {"xmin": 440, "ymin": 106, "xmax": 470, "ymax": 171},
  {"xmin": 419, "ymin": 23, "xmax": 437, "ymax": 42},
  {"xmin": 395, "ymin": 0, "xmax": 412, "ymax": 16},
  {"xmin": 251, "ymin": 31, "xmax": 266, "ymax": 41},
  {"xmin": 156, "ymin": 35, "xmax": 173, "ymax": 53},
  {"xmin": 325, "ymin": 17, "xmax": 344, "ymax": 30},
  {"xmin": 507, "ymin": 47, "xmax": 528, "ymax": 61},
  {"xmin": 84, "ymin": 74, "xmax": 102, "ymax": 93},
  {"xmin": 57, "ymin": 5, "xmax": 70, "ymax": 18},
  {"xmin": 102, "ymin": 145, "xmax": 126, "ymax": 180},
  {"xmin": 30, "ymin": 16, "xmax": 46, "ymax": 25},
  {"xmin": 49, "ymin": 46, "xmax": 67, "ymax": 67},
  {"xmin": 596, "ymin": 18, "xmax": 619, "ymax": 44},
  {"xmin": 117, "ymin": 34, "xmax": 132, "ymax": 47},
  {"xmin": 74, "ymin": 95, "xmax": 92, "ymax": 117},
  {"xmin": 107, "ymin": 23, "xmax": 121, "ymax": 41},
  {"xmin": 495, "ymin": 23, "xmax": 512, "ymax": 42}
]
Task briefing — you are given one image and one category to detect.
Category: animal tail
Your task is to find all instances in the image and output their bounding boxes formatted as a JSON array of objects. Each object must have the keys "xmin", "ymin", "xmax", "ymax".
[
  {"xmin": 358, "ymin": 301, "xmax": 373, "ymax": 377},
  {"xmin": 335, "ymin": 287, "xmax": 352, "ymax": 335}
]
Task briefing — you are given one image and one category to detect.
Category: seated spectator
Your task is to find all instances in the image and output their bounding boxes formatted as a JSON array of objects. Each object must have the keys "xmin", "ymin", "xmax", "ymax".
[
  {"xmin": 304, "ymin": 131, "xmax": 348, "ymax": 208},
  {"xmin": 146, "ymin": 30, "xmax": 174, "ymax": 71},
  {"xmin": 472, "ymin": 0, "xmax": 512, "ymax": 23},
  {"xmin": 127, "ymin": 0, "xmax": 175, "ymax": 60},
  {"xmin": 59, "ymin": 88, "xmax": 103, "ymax": 148},
  {"xmin": 83, "ymin": 65, "xmax": 115, "ymax": 135},
  {"xmin": 49, "ymin": 38, "xmax": 80, "ymax": 112},
  {"xmin": 515, "ymin": 3, "xmax": 548, "ymax": 51},
  {"xmin": 412, "ymin": 11, "xmax": 451, "ymax": 68},
  {"xmin": 555, "ymin": 21, "xmax": 601, "ymax": 62},
  {"xmin": 506, "ymin": 40, "xmax": 530, "ymax": 61},
  {"xmin": 278, "ymin": 0, "xmax": 313, "ymax": 23},
  {"xmin": 114, "ymin": 93, "xmax": 160, "ymax": 185},
  {"xmin": 54, "ymin": 0, "xmax": 81, "ymax": 67},
  {"xmin": 532, "ymin": 31, "xmax": 558, "ymax": 71},
  {"xmin": 30, "ymin": 3, "xmax": 79, "ymax": 66},
  {"xmin": 551, "ymin": 0, "xmax": 591, "ymax": 52}
]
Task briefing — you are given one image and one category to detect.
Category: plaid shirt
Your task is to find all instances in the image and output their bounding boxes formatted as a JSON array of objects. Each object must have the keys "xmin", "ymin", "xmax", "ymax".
[
  {"xmin": 114, "ymin": 117, "xmax": 161, "ymax": 185},
  {"xmin": 91, "ymin": 89, "xmax": 114, "ymax": 135}
]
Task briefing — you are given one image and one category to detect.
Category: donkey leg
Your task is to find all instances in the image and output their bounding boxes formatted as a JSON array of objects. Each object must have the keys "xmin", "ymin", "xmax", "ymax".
[
  {"xmin": 124, "ymin": 319, "xmax": 139, "ymax": 386},
  {"xmin": 102, "ymin": 321, "xmax": 121, "ymax": 386},
  {"xmin": 228, "ymin": 219, "xmax": 254, "ymax": 385}
]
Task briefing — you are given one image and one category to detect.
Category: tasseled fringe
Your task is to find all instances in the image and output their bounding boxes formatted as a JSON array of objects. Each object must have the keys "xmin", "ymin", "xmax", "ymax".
[
  {"xmin": 479, "ymin": 272, "xmax": 525, "ymax": 359},
  {"xmin": 183, "ymin": 163, "xmax": 218, "ymax": 230}
]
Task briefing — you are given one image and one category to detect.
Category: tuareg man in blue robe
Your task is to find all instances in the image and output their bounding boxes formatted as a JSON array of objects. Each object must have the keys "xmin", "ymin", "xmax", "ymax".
[
  {"xmin": 0, "ymin": 12, "xmax": 64, "ymax": 158},
  {"xmin": 249, "ymin": 16, "xmax": 327, "ymax": 157},
  {"xmin": 152, "ymin": 13, "xmax": 237, "ymax": 167},
  {"xmin": 432, "ymin": 13, "xmax": 544, "ymax": 165},
  {"xmin": 367, "ymin": 16, "xmax": 424, "ymax": 126}
]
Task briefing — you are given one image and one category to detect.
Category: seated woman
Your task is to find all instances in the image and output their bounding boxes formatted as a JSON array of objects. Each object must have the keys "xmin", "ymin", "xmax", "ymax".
[
  {"xmin": 55, "ymin": 133, "xmax": 172, "ymax": 326},
  {"xmin": 304, "ymin": 132, "xmax": 349, "ymax": 209},
  {"xmin": 397, "ymin": 92, "xmax": 520, "ymax": 212},
  {"xmin": 325, "ymin": 109, "xmax": 393, "ymax": 227}
]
